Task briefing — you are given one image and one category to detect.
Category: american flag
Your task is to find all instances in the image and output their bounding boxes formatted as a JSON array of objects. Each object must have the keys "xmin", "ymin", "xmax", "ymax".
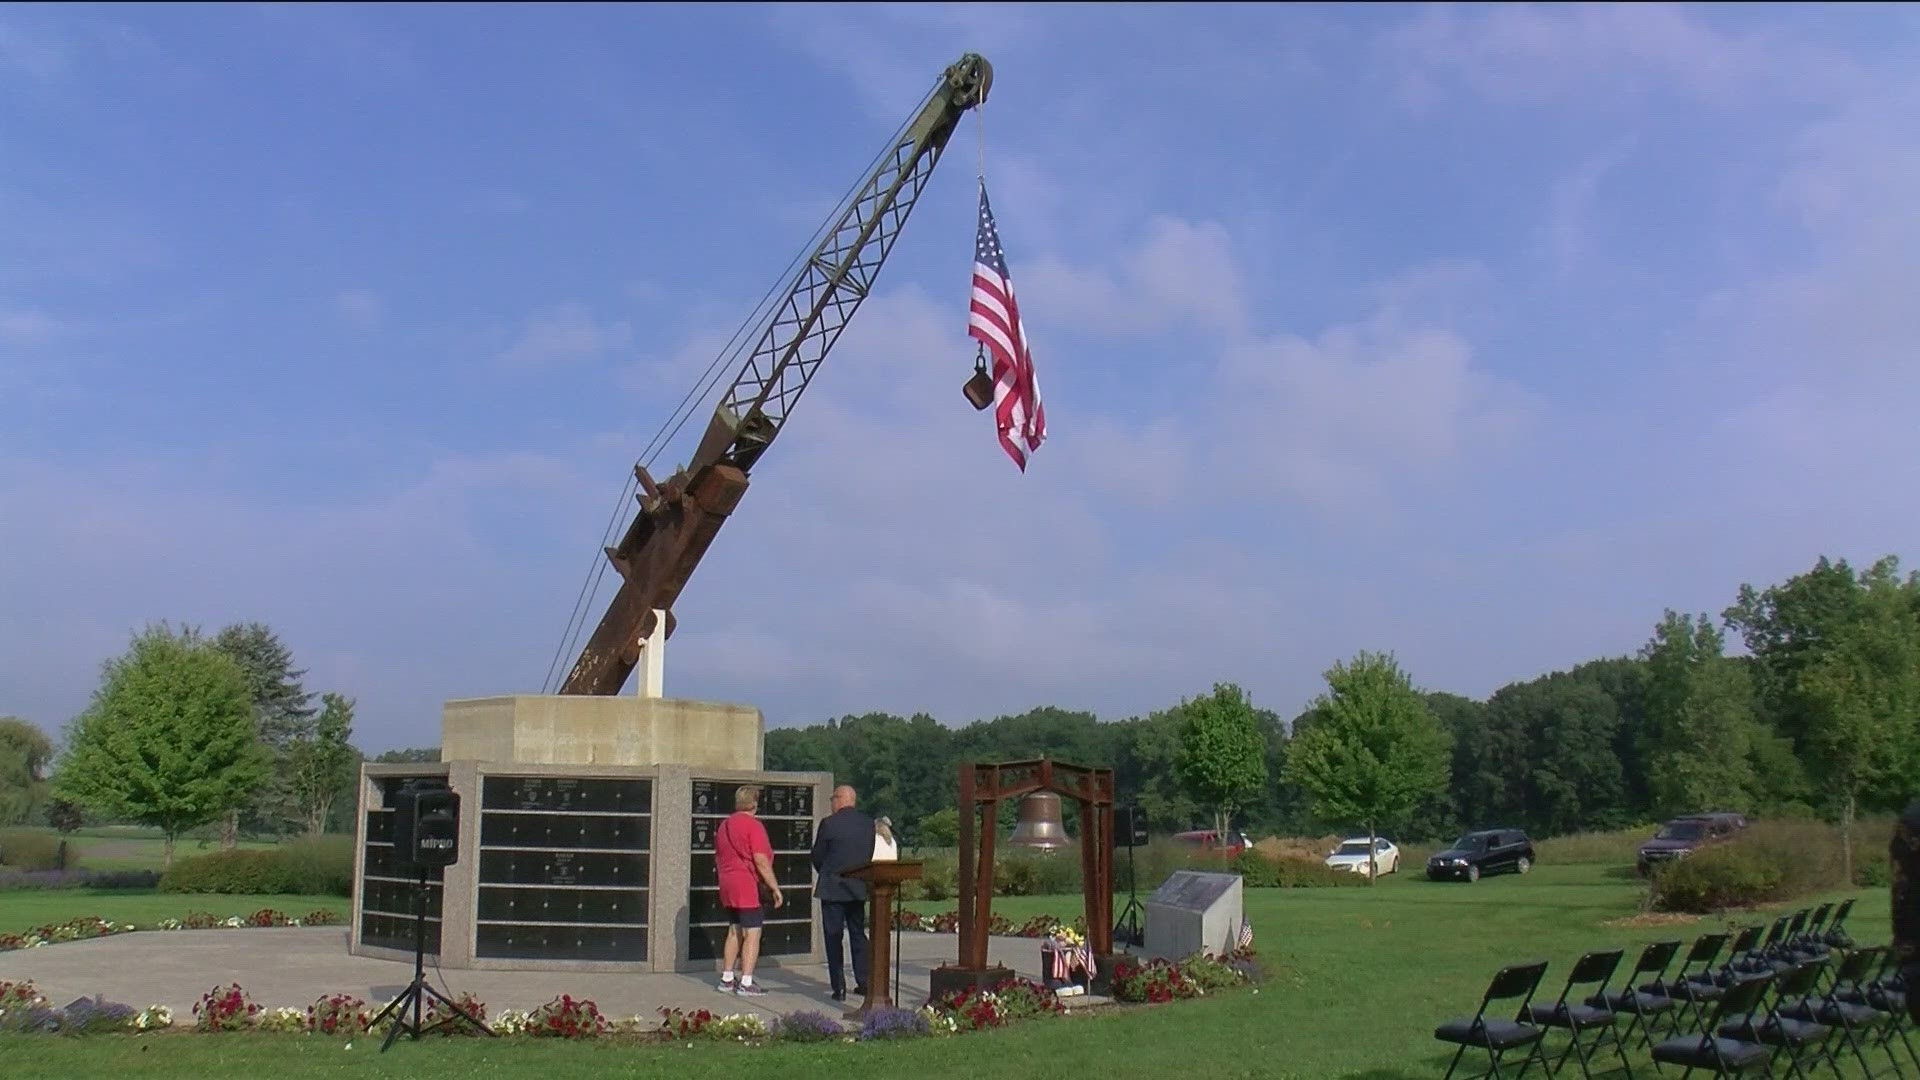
[
  {"xmin": 1237, "ymin": 919, "xmax": 1254, "ymax": 950},
  {"xmin": 969, "ymin": 183, "xmax": 1046, "ymax": 470}
]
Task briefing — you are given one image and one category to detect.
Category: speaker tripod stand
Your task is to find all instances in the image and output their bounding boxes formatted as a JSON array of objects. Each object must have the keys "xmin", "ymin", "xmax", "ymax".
[
  {"xmin": 1115, "ymin": 832, "xmax": 1144, "ymax": 947},
  {"xmin": 368, "ymin": 867, "xmax": 494, "ymax": 1051}
]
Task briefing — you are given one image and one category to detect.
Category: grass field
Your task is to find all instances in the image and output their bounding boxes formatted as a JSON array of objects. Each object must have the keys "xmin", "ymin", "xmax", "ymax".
[
  {"xmin": 0, "ymin": 863, "xmax": 1887, "ymax": 1079},
  {"xmin": 1, "ymin": 825, "xmax": 280, "ymax": 872},
  {"xmin": 0, "ymin": 890, "xmax": 348, "ymax": 929}
]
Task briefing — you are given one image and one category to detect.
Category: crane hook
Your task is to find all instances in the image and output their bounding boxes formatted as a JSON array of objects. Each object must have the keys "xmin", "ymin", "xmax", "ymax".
[{"xmin": 963, "ymin": 344, "xmax": 994, "ymax": 410}]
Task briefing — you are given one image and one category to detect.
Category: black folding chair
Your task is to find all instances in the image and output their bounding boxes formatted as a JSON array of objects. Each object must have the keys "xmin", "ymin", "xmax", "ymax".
[
  {"xmin": 1794, "ymin": 904, "xmax": 1833, "ymax": 953},
  {"xmin": 1730, "ymin": 918, "xmax": 1791, "ymax": 977},
  {"xmin": 1707, "ymin": 926, "xmax": 1767, "ymax": 987},
  {"xmin": 1779, "ymin": 945, "xmax": 1900, "ymax": 1079},
  {"xmin": 1643, "ymin": 933, "xmax": 1730, "ymax": 1039},
  {"xmin": 1717, "ymin": 959, "xmax": 1833, "ymax": 1080},
  {"xmin": 1824, "ymin": 898, "xmax": 1857, "ymax": 951},
  {"xmin": 1591, "ymin": 940, "xmax": 1681, "ymax": 1055},
  {"xmin": 1650, "ymin": 972, "xmax": 1778, "ymax": 1077},
  {"xmin": 1527, "ymin": 949, "xmax": 1634, "ymax": 1079},
  {"xmin": 1438, "ymin": 960, "xmax": 1555, "ymax": 1079},
  {"xmin": 1837, "ymin": 948, "xmax": 1920, "ymax": 1076}
]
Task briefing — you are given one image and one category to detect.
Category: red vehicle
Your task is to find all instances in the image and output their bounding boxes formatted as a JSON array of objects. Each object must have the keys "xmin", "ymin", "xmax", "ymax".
[{"xmin": 1172, "ymin": 829, "xmax": 1252, "ymax": 856}]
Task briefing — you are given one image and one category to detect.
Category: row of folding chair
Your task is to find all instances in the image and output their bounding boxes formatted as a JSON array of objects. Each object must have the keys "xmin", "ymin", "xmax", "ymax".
[{"xmin": 1435, "ymin": 896, "xmax": 1900, "ymax": 1080}]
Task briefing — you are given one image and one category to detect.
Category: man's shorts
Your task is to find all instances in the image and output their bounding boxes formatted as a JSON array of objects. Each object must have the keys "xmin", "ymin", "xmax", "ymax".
[{"xmin": 726, "ymin": 905, "xmax": 764, "ymax": 929}]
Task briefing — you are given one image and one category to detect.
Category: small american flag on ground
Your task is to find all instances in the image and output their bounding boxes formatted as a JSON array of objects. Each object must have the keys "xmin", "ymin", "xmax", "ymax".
[
  {"xmin": 1238, "ymin": 919, "xmax": 1254, "ymax": 950},
  {"xmin": 968, "ymin": 182, "xmax": 1046, "ymax": 471}
]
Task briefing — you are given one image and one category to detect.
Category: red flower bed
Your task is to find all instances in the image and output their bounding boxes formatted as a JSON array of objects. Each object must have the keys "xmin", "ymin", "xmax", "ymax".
[
  {"xmin": 193, "ymin": 983, "xmax": 260, "ymax": 1032},
  {"xmin": 528, "ymin": 994, "xmax": 607, "ymax": 1038}
]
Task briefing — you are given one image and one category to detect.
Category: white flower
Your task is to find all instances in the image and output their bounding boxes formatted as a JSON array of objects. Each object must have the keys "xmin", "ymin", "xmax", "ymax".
[{"xmin": 135, "ymin": 1005, "xmax": 174, "ymax": 1030}]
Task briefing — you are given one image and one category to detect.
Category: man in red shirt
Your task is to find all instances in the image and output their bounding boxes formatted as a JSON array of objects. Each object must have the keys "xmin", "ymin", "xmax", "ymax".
[{"xmin": 715, "ymin": 784, "xmax": 784, "ymax": 995}]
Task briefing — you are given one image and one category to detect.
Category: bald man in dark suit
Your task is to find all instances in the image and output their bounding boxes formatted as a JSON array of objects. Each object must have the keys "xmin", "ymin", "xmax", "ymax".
[{"xmin": 810, "ymin": 784, "xmax": 875, "ymax": 1002}]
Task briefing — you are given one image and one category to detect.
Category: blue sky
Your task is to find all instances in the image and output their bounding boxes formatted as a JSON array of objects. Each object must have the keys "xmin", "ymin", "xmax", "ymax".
[{"xmin": 5, "ymin": 3, "xmax": 1918, "ymax": 753}]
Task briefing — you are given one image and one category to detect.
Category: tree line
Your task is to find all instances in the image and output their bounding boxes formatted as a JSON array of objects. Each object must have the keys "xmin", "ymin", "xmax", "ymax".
[
  {"xmin": 768, "ymin": 554, "xmax": 1920, "ymax": 846},
  {"xmin": 5, "ymin": 553, "xmax": 1913, "ymax": 862}
]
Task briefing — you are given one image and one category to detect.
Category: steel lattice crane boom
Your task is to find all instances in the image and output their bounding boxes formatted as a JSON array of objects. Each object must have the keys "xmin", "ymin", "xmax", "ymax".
[{"xmin": 556, "ymin": 53, "xmax": 994, "ymax": 696}]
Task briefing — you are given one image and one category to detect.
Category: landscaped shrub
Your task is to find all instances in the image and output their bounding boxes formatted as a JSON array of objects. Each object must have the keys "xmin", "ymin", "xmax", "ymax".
[
  {"xmin": 58, "ymin": 995, "xmax": 139, "ymax": 1034},
  {"xmin": 773, "ymin": 1009, "xmax": 844, "ymax": 1042},
  {"xmin": 425, "ymin": 991, "xmax": 488, "ymax": 1035},
  {"xmin": 193, "ymin": 983, "xmax": 260, "ymax": 1032},
  {"xmin": 525, "ymin": 994, "xmax": 608, "ymax": 1038},
  {"xmin": 1112, "ymin": 957, "xmax": 1202, "ymax": 1003},
  {"xmin": 1647, "ymin": 816, "xmax": 1888, "ymax": 913},
  {"xmin": 657, "ymin": 1006, "xmax": 715, "ymax": 1039},
  {"xmin": 0, "ymin": 868, "xmax": 161, "ymax": 891},
  {"xmin": 916, "ymin": 856, "xmax": 957, "ymax": 901},
  {"xmin": 1231, "ymin": 850, "xmax": 1365, "ymax": 888},
  {"xmin": 858, "ymin": 1006, "xmax": 930, "ymax": 1040},
  {"xmin": 158, "ymin": 835, "xmax": 352, "ymax": 896},
  {"xmin": 0, "ymin": 829, "xmax": 68, "ymax": 872},
  {"xmin": 307, "ymin": 993, "xmax": 368, "ymax": 1036}
]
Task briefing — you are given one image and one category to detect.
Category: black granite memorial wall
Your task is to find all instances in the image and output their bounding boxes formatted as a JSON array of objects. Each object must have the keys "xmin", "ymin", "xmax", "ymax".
[
  {"xmin": 472, "ymin": 776, "xmax": 653, "ymax": 962},
  {"xmin": 687, "ymin": 779, "xmax": 815, "ymax": 961},
  {"xmin": 359, "ymin": 774, "xmax": 446, "ymax": 954}
]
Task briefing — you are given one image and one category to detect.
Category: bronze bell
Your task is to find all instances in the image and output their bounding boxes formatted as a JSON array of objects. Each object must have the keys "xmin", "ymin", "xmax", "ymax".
[{"xmin": 1008, "ymin": 791, "xmax": 1070, "ymax": 850}]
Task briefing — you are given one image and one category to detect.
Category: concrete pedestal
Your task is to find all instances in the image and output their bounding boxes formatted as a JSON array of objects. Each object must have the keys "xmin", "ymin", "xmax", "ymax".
[
  {"xmin": 350, "ymin": 695, "xmax": 828, "ymax": 974},
  {"xmin": 441, "ymin": 695, "xmax": 763, "ymax": 770}
]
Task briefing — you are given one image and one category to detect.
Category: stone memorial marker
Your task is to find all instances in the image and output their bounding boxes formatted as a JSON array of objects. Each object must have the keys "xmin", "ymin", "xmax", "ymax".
[{"xmin": 1143, "ymin": 870, "xmax": 1245, "ymax": 961}]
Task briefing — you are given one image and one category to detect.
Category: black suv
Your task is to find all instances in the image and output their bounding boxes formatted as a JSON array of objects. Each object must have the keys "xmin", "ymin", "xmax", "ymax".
[
  {"xmin": 1426, "ymin": 829, "xmax": 1536, "ymax": 882},
  {"xmin": 1636, "ymin": 813, "xmax": 1747, "ymax": 875}
]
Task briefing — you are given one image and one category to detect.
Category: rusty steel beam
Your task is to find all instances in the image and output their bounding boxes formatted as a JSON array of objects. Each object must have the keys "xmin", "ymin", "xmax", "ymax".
[{"xmin": 557, "ymin": 463, "xmax": 749, "ymax": 695}]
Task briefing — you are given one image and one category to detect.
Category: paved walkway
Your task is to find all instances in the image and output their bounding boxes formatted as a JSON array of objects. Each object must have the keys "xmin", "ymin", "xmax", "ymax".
[{"xmin": 0, "ymin": 928, "xmax": 1060, "ymax": 1022}]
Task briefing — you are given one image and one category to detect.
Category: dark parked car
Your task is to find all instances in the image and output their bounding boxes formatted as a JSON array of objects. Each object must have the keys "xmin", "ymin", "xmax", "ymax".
[
  {"xmin": 1636, "ymin": 812, "xmax": 1748, "ymax": 875},
  {"xmin": 1426, "ymin": 829, "xmax": 1536, "ymax": 882}
]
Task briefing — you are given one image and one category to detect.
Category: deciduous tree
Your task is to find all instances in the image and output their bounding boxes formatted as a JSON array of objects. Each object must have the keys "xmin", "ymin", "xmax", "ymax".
[
  {"xmin": 1173, "ymin": 683, "xmax": 1269, "ymax": 849},
  {"xmin": 1285, "ymin": 652, "xmax": 1451, "ymax": 881},
  {"xmin": 0, "ymin": 717, "xmax": 54, "ymax": 826},
  {"xmin": 53, "ymin": 625, "xmax": 269, "ymax": 867},
  {"xmin": 1637, "ymin": 611, "xmax": 1758, "ymax": 817},
  {"xmin": 288, "ymin": 692, "xmax": 358, "ymax": 836}
]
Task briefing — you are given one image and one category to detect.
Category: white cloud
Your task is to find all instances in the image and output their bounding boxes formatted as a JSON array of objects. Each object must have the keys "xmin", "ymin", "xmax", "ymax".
[
  {"xmin": 498, "ymin": 303, "xmax": 634, "ymax": 373},
  {"xmin": 1382, "ymin": 3, "xmax": 1846, "ymax": 108},
  {"xmin": 0, "ymin": 303, "xmax": 58, "ymax": 346}
]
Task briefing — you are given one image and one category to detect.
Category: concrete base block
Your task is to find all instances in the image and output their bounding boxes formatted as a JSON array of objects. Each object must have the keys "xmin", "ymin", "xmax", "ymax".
[{"xmin": 441, "ymin": 695, "xmax": 763, "ymax": 770}]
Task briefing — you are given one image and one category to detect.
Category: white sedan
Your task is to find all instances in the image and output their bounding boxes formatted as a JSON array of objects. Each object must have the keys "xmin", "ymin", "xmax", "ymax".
[{"xmin": 1324, "ymin": 837, "xmax": 1400, "ymax": 876}]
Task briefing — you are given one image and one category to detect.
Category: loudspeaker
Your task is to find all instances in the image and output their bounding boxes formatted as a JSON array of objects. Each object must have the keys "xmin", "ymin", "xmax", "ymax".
[
  {"xmin": 1116, "ymin": 805, "xmax": 1149, "ymax": 847},
  {"xmin": 391, "ymin": 778, "xmax": 461, "ymax": 869}
]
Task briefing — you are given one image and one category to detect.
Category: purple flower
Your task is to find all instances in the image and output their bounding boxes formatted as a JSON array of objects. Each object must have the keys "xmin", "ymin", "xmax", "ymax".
[
  {"xmin": 858, "ymin": 1006, "xmax": 930, "ymax": 1041},
  {"xmin": 772, "ymin": 1010, "xmax": 844, "ymax": 1042}
]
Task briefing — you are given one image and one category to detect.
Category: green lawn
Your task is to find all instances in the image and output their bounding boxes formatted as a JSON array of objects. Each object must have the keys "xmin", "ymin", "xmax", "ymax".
[
  {"xmin": 0, "ymin": 865, "xmax": 1888, "ymax": 1079},
  {"xmin": 0, "ymin": 890, "xmax": 348, "ymax": 930}
]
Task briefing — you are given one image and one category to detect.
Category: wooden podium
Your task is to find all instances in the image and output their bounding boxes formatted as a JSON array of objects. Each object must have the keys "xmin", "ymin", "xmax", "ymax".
[{"xmin": 839, "ymin": 859, "xmax": 922, "ymax": 1020}]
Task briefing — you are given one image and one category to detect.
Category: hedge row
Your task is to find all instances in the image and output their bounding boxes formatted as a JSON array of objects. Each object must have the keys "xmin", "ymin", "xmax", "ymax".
[
  {"xmin": 158, "ymin": 836, "xmax": 353, "ymax": 897},
  {"xmin": 902, "ymin": 842, "xmax": 1361, "ymax": 901}
]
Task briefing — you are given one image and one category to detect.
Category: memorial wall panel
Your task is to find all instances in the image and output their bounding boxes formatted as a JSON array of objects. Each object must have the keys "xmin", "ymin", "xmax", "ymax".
[
  {"xmin": 473, "ymin": 776, "xmax": 653, "ymax": 962},
  {"xmin": 687, "ymin": 780, "xmax": 815, "ymax": 961}
]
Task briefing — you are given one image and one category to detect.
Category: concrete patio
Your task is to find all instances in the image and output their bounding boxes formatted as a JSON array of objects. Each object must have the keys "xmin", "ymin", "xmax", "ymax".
[{"xmin": 0, "ymin": 926, "xmax": 1063, "ymax": 1022}]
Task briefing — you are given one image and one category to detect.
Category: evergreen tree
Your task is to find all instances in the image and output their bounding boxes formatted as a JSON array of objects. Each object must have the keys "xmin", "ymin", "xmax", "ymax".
[{"xmin": 212, "ymin": 622, "xmax": 316, "ymax": 841}]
